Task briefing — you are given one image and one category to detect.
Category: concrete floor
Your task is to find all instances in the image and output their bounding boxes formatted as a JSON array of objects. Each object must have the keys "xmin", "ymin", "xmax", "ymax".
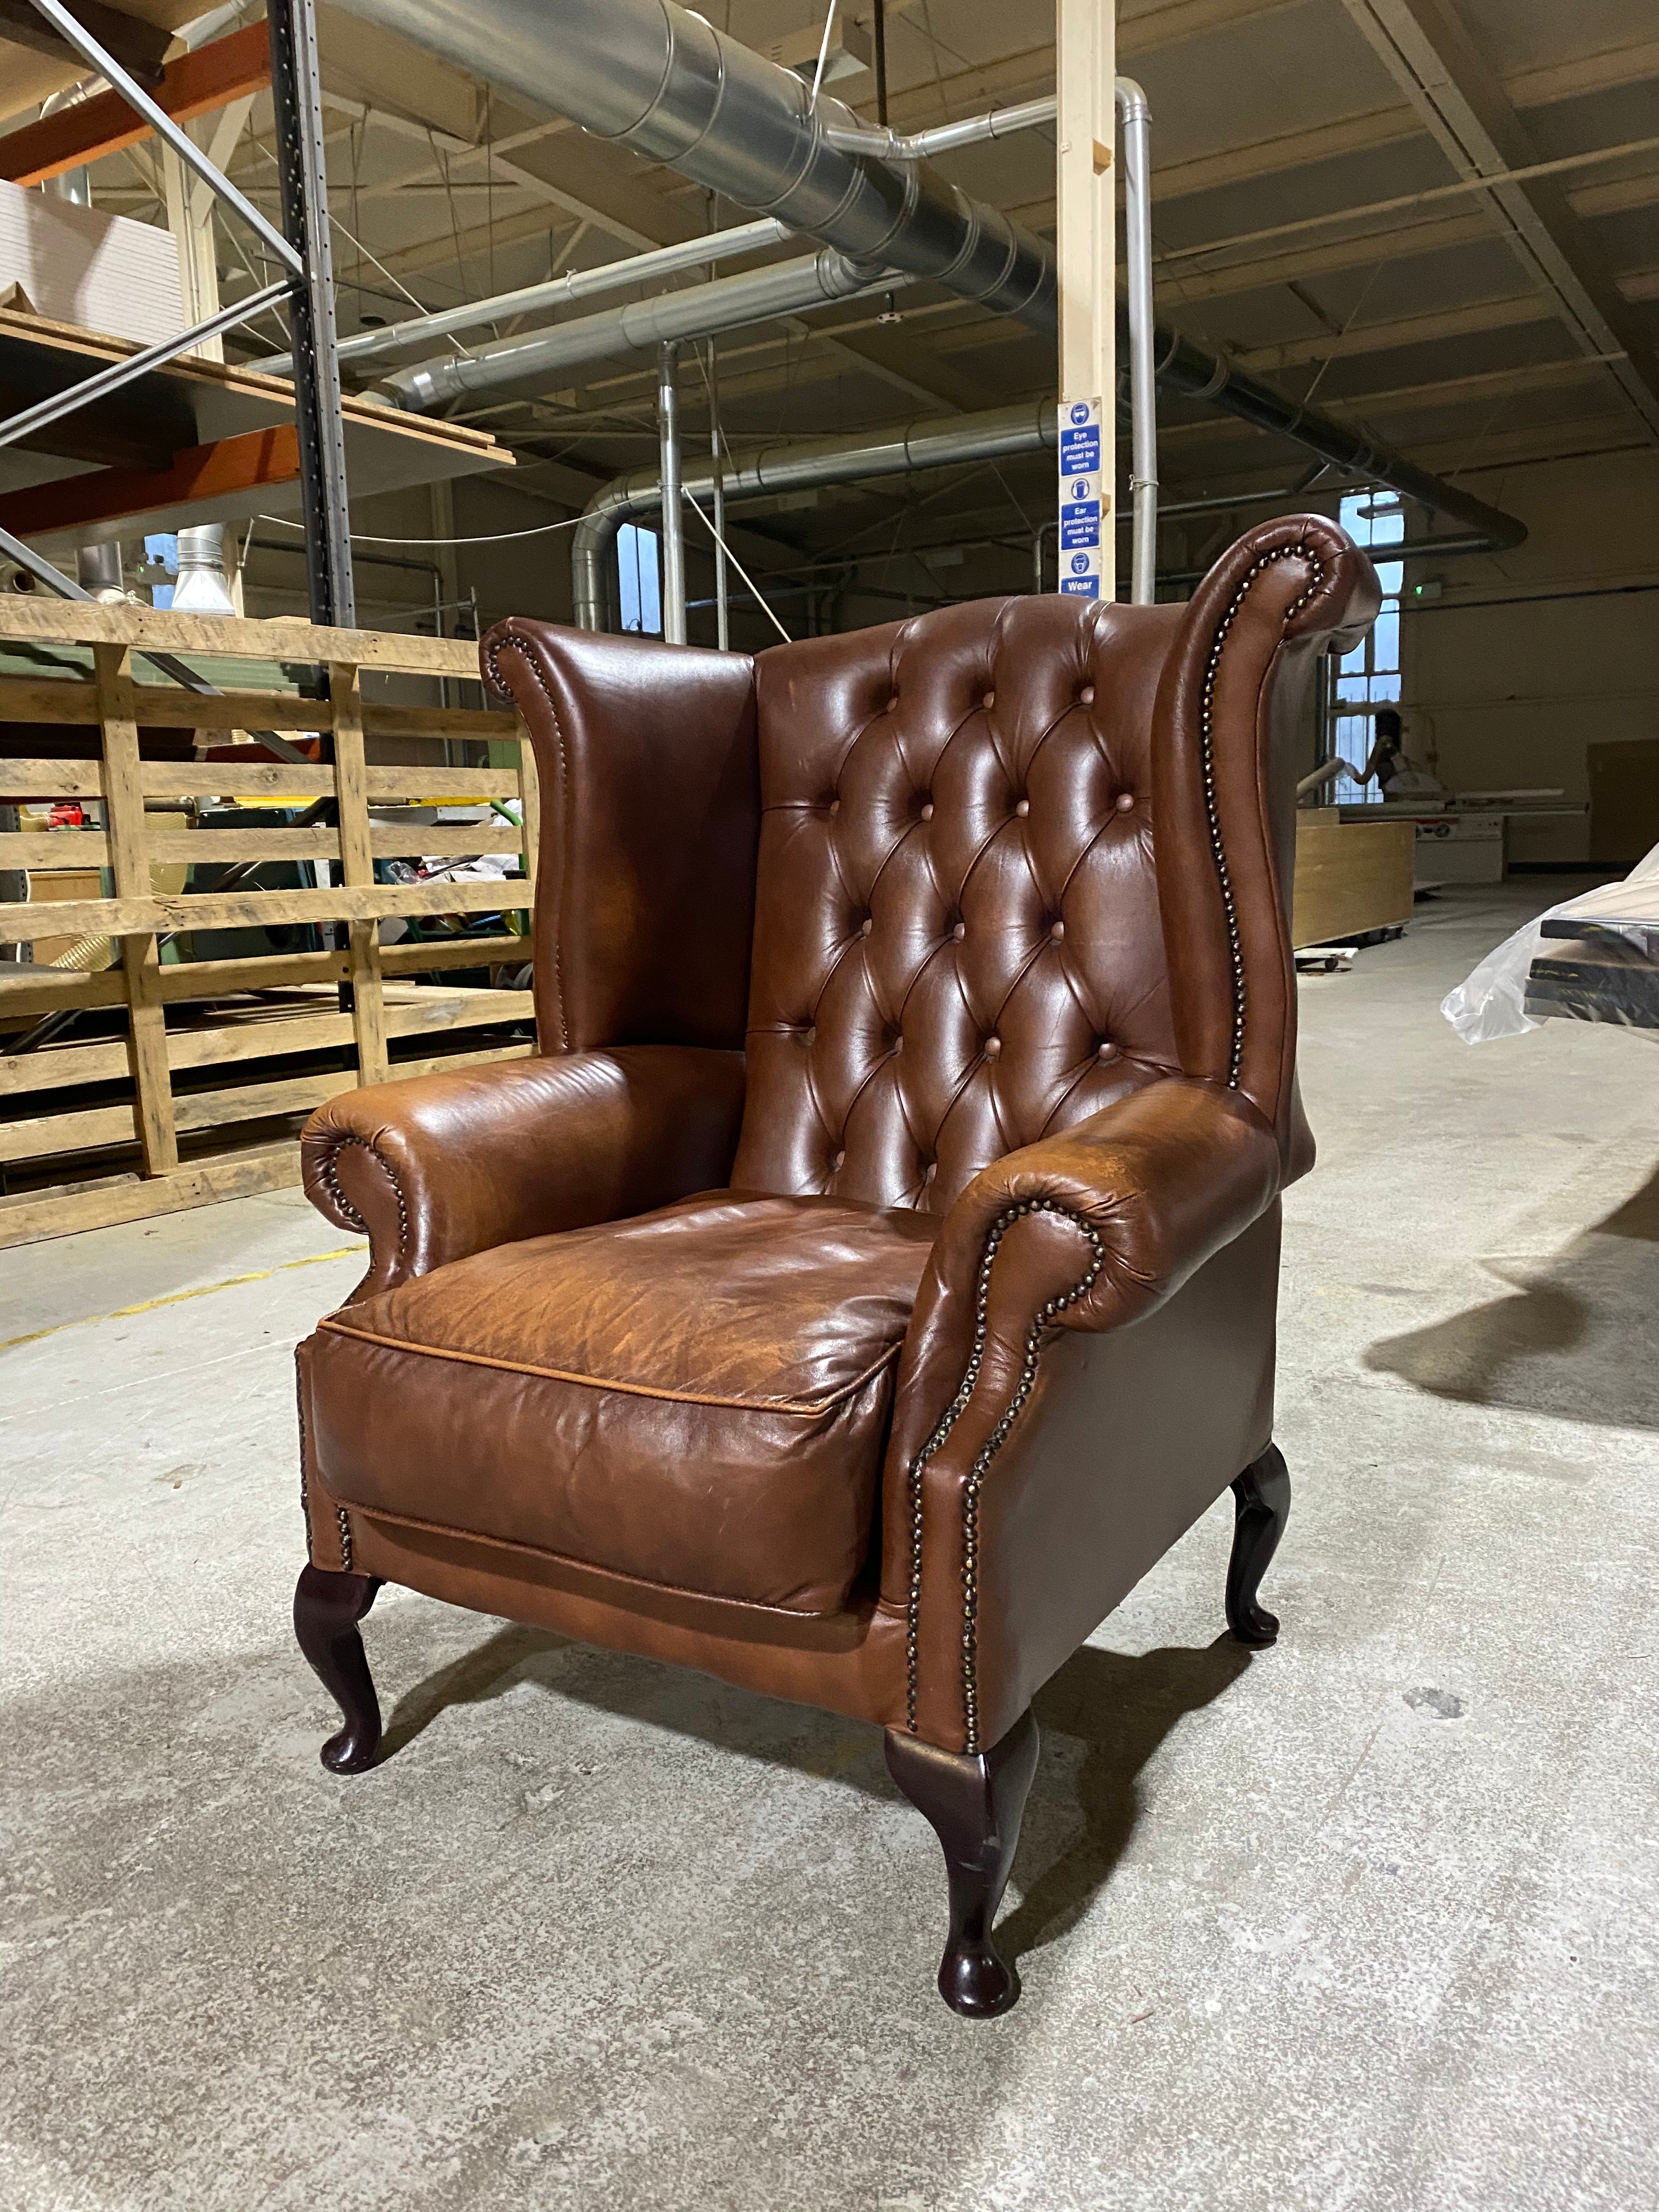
[{"xmin": 5, "ymin": 878, "xmax": 1658, "ymax": 2212}]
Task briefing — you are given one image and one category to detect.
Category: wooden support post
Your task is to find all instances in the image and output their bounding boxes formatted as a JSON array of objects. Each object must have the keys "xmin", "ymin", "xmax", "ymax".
[
  {"xmin": 0, "ymin": 24, "xmax": 273, "ymax": 188},
  {"xmin": 328, "ymin": 661, "xmax": 388, "ymax": 1085},
  {"xmin": 516, "ymin": 732, "xmax": 540, "ymax": 905},
  {"xmin": 162, "ymin": 97, "xmax": 258, "ymax": 364},
  {"xmin": 1056, "ymin": 0, "xmax": 1116, "ymax": 603},
  {"xmin": 93, "ymin": 644, "xmax": 179, "ymax": 1175}
]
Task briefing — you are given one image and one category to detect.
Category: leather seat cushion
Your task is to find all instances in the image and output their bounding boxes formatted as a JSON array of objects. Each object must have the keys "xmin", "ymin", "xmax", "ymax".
[{"xmin": 301, "ymin": 1190, "xmax": 939, "ymax": 1613}]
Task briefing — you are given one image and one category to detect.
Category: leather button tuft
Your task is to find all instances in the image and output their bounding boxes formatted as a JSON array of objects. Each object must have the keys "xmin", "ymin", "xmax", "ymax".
[
  {"xmin": 828, "ymin": 797, "xmax": 840, "ymax": 816},
  {"xmin": 1050, "ymin": 920, "xmax": 1065, "ymax": 943},
  {"xmin": 983, "ymin": 1035, "xmax": 1002, "ymax": 1059},
  {"xmin": 887, "ymin": 692, "xmax": 900, "ymax": 712},
  {"xmin": 951, "ymin": 921, "xmax": 966, "ymax": 942},
  {"xmin": 1097, "ymin": 1040, "xmax": 1116, "ymax": 1060},
  {"xmin": 831, "ymin": 1149, "xmax": 846, "ymax": 1170},
  {"xmin": 803, "ymin": 1025, "xmax": 816, "ymax": 1043},
  {"xmin": 890, "ymin": 1034, "xmax": 904, "ymax": 1056},
  {"xmin": 922, "ymin": 1161, "xmax": 937, "ymax": 1183},
  {"xmin": 982, "ymin": 690, "xmax": 995, "ymax": 709},
  {"xmin": 1014, "ymin": 798, "xmax": 1030, "ymax": 819},
  {"xmin": 919, "ymin": 800, "xmax": 935, "ymax": 821},
  {"xmin": 1115, "ymin": 791, "xmax": 1135, "ymax": 813},
  {"xmin": 860, "ymin": 916, "xmax": 873, "ymax": 937},
  {"xmin": 1080, "ymin": 684, "xmax": 1096, "ymax": 706}
]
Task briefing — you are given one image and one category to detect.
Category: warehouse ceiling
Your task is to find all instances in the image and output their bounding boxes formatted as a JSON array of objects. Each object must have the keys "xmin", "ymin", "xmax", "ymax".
[{"xmin": 5, "ymin": 0, "xmax": 1657, "ymax": 621}]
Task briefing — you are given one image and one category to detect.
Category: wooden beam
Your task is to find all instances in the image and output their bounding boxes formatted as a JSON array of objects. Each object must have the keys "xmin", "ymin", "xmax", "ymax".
[
  {"xmin": 1339, "ymin": 0, "xmax": 1659, "ymax": 438},
  {"xmin": 0, "ymin": 424, "xmax": 301, "ymax": 540},
  {"xmin": 1056, "ymin": 0, "xmax": 1115, "ymax": 600},
  {"xmin": 94, "ymin": 644, "xmax": 178, "ymax": 1177},
  {"xmin": 0, "ymin": 0, "xmax": 170, "ymax": 87},
  {"xmin": 0, "ymin": 1139, "xmax": 304, "ymax": 1250},
  {"xmin": 0, "ymin": 875, "xmax": 532, "ymax": 945},
  {"xmin": 0, "ymin": 600, "xmax": 486, "ymax": 677},
  {"xmin": 1150, "ymin": 36, "xmax": 1659, "ymax": 207},
  {"xmin": 1234, "ymin": 291, "xmax": 1551, "ymax": 372},
  {"xmin": 0, "ymin": 23, "xmax": 273, "ymax": 187},
  {"xmin": 328, "ymin": 661, "xmax": 389, "ymax": 1086}
]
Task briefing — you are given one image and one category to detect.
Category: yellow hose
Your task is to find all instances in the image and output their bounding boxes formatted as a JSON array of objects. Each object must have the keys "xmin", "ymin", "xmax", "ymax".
[{"xmin": 48, "ymin": 934, "xmax": 117, "ymax": 972}]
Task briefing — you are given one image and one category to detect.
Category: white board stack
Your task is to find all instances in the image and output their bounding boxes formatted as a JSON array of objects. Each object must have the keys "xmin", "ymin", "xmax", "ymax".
[{"xmin": 0, "ymin": 178, "xmax": 183, "ymax": 348}]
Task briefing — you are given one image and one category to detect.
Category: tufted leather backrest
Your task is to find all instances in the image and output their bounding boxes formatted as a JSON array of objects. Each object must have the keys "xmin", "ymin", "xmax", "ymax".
[
  {"xmin": 481, "ymin": 518, "xmax": 1378, "ymax": 1217},
  {"xmin": 730, "ymin": 595, "xmax": 1187, "ymax": 1216}
]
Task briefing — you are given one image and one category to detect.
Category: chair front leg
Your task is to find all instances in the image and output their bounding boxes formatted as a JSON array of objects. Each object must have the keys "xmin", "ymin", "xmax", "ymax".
[
  {"xmin": 884, "ymin": 1707, "xmax": 1040, "ymax": 2018},
  {"xmin": 294, "ymin": 1565, "xmax": 383, "ymax": 1773},
  {"xmin": 1226, "ymin": 1442, "xmax": 1291, "ymax": 1645}
]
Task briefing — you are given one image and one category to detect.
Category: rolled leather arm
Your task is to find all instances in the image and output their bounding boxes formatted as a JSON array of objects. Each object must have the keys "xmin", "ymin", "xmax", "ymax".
[
  {"xmin": 302, "ymin": 1045, "xmax": 746, "ymax": 1300},
  {"xmin": 878, "ymin": 1076, "xmax": 1283, "ymax": 1750}
]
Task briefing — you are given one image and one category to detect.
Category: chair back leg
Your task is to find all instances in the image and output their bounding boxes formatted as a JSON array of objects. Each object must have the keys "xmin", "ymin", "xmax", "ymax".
[{"xmin": 1227, "ymin": 1443, "xmax": 1292, "ymax": 1645}]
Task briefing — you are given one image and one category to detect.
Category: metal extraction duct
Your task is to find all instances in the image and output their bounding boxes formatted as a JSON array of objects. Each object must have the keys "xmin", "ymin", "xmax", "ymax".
[
  {"xmin": 380, "ymin": 251, "xmax": 909, "ymax": 414},
  {"xmin": 573, "ymin": 363, "xmax": 1525, "ymax": 630},
  {"xmin": 330, "ymin": 0, "xmax": 1525, "ymax": 560},
  {"xmin": 327, "ymin": 0, "xmax": 1057, "ymax": 330},
  {"xmin": 572, "ymin": 400, "xmax": 1059, "ymax": 629},
  {"xmin": 1150, "ymin": 327, "xmax": 1526, "ymax": 554}
]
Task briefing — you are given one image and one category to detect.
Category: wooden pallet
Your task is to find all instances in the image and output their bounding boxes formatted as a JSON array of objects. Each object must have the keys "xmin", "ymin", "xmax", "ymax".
[{"xmin": 0, "ymin": 602, "xmax": 538, "ymax": 1248}]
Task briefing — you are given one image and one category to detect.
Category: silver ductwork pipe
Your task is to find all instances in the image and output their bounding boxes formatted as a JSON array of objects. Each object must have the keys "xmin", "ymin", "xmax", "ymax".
[
  {"xmin": 255, "ymin": 216, "xmax": 793, "ymax": 379},
  {"xmin": 657, "ymin": 343, "xmax": 686, "ymax": 644},
  {"xmin": 386, "ymin": 249, "xmax": 905, "ymax": 413},
  {"xmin": 572, "ymin": 400, "xmax": 1057, "ymax": 629},
  {"xmin": 1149, "ymin": 326, "xmax": 1527, "ymax": 552},
  {"xmin": 821, "ymin": 94, "xmax": 1058, "ymax": 163},
  {"xmin": 328, "ymin": 0, "xmax": 1057, "ymax": 333},
  {"xmin": 332, "ymin": 0, "xmax": 1523, "ymax": 564},
  {"xmin": 1116, "ymin": 79, "xmax": 1158, "ymax": 606},
  {"xmin": 573, "ymin": 370, "xmax": 1525, "ymax": 631}
]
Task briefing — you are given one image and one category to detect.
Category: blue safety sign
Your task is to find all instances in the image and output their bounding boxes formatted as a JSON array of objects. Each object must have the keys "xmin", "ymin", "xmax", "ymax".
[{"xmin": 1054, "ymin": 396, "xmax": 1105, "ymax": 601}]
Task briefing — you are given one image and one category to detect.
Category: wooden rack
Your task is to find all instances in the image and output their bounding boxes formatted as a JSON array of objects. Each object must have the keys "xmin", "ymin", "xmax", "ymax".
[{"xmin": 0, "ymin": 600, "xmax": 538, "ymax": 1249}]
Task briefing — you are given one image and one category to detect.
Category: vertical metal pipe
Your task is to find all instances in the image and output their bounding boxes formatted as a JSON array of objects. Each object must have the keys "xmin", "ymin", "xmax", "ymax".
[
  {"xmin": 873, "ymin": 0, "xmax": 888, "ymax": 125},
  {"xmin": 708, "ymin": 340, "xmax": 729, "ymax": 650},
  {"xmin": 657, "ymin": 341, "xmax": 686, "ymax": 644},
  {"xmin": 1116, "ymin": 78, "xmax": 1158, "ymax": 606}
]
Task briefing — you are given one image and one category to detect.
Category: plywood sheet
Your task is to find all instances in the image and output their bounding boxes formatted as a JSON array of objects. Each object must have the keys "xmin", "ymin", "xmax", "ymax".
[
  {"xmin": 1292, "ymin": 815, "xmax": 1415, "ymax": 949},
  {"xmin": 0, "ymin": 306, "xmax": 510, "ymax": 537}
]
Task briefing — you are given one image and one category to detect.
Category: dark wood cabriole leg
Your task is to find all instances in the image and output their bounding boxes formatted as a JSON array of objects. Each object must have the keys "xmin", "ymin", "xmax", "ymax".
[
  {"xmin": 1227, "ymin": 1442, "xmax": 1291, "ymax": 1646},
  {"xmin": 884, "ymin": 1707, "xmax": 1040, "ymax": 2019},
  {"xmin": 294, "ymin": 1564, "xmax": 383, "ymax": 1773}
]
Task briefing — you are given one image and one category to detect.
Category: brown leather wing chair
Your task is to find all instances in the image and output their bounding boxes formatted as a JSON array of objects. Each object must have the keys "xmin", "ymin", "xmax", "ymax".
[{"xmin": 293, "ymin": 514, "xmax": 1378, "ymax": 2017}]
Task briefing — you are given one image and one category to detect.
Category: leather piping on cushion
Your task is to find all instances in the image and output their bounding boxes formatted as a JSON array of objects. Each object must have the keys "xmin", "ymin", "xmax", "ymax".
[
  {"xmin": 331, "ymin": 1492, "xmax": 879, "ymax": 1621},
  {"xmin": 315, "ymin": 1313, "xmax": 902, "ymax": 1418},
  {"xmin": 321, "ymin": 1478, "xmax": 912, "ymax": 1731}
]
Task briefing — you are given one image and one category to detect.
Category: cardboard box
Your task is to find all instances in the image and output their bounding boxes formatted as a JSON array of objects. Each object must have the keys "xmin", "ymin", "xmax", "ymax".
[{"xmin": 21, "ymin": 865, "xmax": 105, "ymax": 966}]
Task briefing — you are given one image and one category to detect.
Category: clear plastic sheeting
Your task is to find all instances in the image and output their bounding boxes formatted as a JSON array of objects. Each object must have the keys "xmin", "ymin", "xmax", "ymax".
[{"xmin": 1442, "ymin": 841, "xmax": 1659, "ymax": 1044}]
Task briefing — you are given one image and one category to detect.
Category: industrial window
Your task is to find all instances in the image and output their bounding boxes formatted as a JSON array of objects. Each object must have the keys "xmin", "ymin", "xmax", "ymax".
[
  {"xmin": 1330, "ymin": 490, "xmax": 1403, "ymax": 803},
  {"xmin": 618, "ymin": 523, "xmax": 662, "ymax": 636}
]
